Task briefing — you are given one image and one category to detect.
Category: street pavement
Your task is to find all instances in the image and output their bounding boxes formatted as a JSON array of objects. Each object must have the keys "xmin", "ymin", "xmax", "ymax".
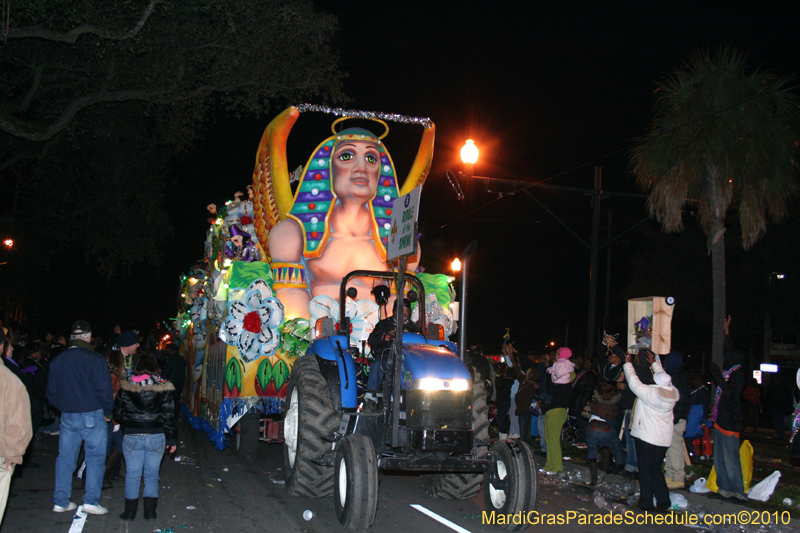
[{"xmin": 2, "ymin": 417, "xmax": 798, "ymax": 533}]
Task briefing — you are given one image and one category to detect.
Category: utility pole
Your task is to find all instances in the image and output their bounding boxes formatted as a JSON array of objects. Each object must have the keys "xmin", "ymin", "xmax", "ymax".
[
  {"xmin": 587, "ymin": 167, "xmax": 602, "ymax": 358},
  {"xmin": 454, "ymin": 170, "xmax": 650, "ymax": 361}
]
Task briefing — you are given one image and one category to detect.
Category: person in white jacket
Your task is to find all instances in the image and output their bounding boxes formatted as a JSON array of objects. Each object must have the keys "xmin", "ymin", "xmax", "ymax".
[{"xmin": 623, "ymin": 349, "xmax": 679, "ymax": 512}]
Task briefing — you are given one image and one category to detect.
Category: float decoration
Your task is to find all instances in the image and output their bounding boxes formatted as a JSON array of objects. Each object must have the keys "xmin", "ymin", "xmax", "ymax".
[
  {"xmin": 219, "ymin": 278, "xmax": 284, "ymax": 362},
  {"xmin": 178, "ymin": 105, "xmax": 461, "ymax": 450}
]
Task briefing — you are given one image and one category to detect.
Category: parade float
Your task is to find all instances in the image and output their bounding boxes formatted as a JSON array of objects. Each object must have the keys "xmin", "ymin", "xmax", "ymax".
[{"xmin": 176, "ymin": 105, "xmax": 459, "ymax": 449}]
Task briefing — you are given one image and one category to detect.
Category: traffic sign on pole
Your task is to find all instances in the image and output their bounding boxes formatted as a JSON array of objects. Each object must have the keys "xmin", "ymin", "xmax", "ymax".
[{"xmin": 387, "ymin": 185, "xmax": 421, "ymax": 261}]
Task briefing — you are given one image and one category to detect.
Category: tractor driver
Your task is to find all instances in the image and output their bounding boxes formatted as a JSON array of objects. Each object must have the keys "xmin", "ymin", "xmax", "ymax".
[{"xmin": 366, "ymin": 298, "xmax": 420, "ymax": 390}]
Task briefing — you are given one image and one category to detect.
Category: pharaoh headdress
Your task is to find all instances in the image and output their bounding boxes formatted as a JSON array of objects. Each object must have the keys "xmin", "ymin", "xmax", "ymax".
[{"xmin": 251, "ymin": 105, "xmax": 435, "ymax": 261}]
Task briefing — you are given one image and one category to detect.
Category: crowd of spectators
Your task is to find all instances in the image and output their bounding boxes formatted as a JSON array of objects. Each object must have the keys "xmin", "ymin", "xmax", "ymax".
[{"xmin": 479, "ymin": 317, "xmax": 800, "ymax": 505}]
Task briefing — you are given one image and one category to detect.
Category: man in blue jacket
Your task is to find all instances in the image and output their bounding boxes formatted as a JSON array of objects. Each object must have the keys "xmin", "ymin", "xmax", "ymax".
[{"xmin": 47, "ymin": 321, "xmax": 113, "ymax": 515}]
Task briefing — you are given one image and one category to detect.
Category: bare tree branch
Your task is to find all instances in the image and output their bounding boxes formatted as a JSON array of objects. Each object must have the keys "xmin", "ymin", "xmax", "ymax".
[
  {"xmin": 6, "ymin": 0, "xmax": 164, "ymax": 44},
  {"xmin": 0, "ymin": 133, "xmax": 61, "ymax": 173}
]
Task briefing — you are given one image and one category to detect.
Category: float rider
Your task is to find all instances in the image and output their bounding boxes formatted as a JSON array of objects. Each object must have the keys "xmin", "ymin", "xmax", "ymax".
[{"xmin": 366, "ymin": 298, "xmax": 420, "ymax": 390}]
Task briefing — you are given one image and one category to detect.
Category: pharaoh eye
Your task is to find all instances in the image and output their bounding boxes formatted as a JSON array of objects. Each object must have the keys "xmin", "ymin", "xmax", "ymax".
[
  {"xmin": 338, "ymin": 151, "xmax": 354, "ymax": 161},
  {"xmin": 366, "ymin": 154, "xmax": 377, "ymax": 164}
]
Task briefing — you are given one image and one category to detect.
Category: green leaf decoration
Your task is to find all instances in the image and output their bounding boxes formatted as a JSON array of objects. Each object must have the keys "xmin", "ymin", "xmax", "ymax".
[
  {"xmin": 417, "ymin": 272, "xmax": 454, "ymax": 309},
  {"xmin": 224, "ymin": 357, "xmax": 243, "ymax": 396},
  {"xmin": 256, "ymin": 357, "xmax": 272, "ymax": 392},
  {"xmin": 281, "ymin": 318, "xmax": 310, "ymax": 358},
  {"xmin": 273, "ymin": 359, "xmax": 289, "ymax": 392}
]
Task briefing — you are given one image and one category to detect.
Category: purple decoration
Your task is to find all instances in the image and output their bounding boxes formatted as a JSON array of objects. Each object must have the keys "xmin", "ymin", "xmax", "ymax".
[
  {"xmin": 296, "ymin": 191, "xmax": 333, "ymax": 203},
  {"xmin": 295, "ymin": 213, "xmax": 324, "ymax": 223}
]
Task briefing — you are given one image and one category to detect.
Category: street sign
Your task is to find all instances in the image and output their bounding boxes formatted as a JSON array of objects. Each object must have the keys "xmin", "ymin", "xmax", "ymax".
[{"xmin": 387, "ymin": 185, "xmax": 421, "ymax": 261}]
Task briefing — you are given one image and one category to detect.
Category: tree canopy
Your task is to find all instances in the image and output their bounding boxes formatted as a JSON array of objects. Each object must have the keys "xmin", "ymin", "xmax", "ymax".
[
  {"xmin": 0, "ymin": 0, "xmax": 346, "ymax": 297},
  {"xmin": 631, "ymin": 46, "xmax": 799, "ymax": 250},
  {"xmin": 631, "ymin": 46, "xmax": 800, "ymax": 364}
]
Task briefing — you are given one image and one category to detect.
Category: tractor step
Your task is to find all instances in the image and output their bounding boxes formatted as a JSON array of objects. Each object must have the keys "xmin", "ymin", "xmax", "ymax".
[{"xmin": 258, "ymin": 419, "xmax": 283, "ymax": 444}]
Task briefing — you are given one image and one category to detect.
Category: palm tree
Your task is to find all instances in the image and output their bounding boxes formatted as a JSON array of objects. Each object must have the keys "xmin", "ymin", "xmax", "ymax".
[{"xmin": 631, "ymin": 46, "xmax": 799, "ymax": 366}]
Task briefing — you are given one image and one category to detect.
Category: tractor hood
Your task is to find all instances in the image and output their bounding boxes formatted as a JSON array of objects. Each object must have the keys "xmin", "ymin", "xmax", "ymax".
[{"xmin": 400, "ymin": 341, "xmax": 472, "ymax": 390}]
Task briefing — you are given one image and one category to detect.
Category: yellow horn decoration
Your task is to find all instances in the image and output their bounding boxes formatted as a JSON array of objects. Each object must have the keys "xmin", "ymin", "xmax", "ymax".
[
  {"xmin": 399, "ymin": 123, "xmax": 436, "ymax": 196},
  {"xmin": 251, "ymin": 107, "xmax": 299, "ymax": 259}
]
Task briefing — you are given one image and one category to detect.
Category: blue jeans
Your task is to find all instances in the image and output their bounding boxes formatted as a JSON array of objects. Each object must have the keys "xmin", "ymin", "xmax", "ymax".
[
  {"xmin": 587, "ymin": 424, "xmax": 626, "ymax": 464},
  {"xmin": 623, "ymin": 410, "xmax": 638, "ymax": 472},
  {"xmin": 54, "ymin": 410, "xmax": 108, "ymax": 507},
  {"xmin": 123, "ymin": 434, "xmax": 166, "ymax": 499},
  {"xmin": 713, "ymin": 428, "xmax": 744, "ymax": 496}
]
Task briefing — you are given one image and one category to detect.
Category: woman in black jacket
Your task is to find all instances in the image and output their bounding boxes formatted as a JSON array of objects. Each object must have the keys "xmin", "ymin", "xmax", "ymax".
[{"xmin": 113, "ymin": 354, "xmax": 176, "ymax": 521}]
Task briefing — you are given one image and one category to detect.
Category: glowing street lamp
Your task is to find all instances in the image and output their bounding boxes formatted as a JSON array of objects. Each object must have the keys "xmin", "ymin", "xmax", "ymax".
[
  {"xmin": 460, "ymin": 139, "xmax": 478, "ymax": 181},
  {"xmin": 451, "ymin": 258, "xmax": 462, "ymax": 272},
  {"xmin": 3, "ymin": 238, "xmax": 13, "ymax": 249},
  {"xmin": 460, "ymin": 139, "xmax": 479, "ymax": 165}
]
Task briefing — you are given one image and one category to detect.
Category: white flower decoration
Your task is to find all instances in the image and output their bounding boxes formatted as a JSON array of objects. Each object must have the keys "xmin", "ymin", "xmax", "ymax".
[
  {"xmin": 346, "ymin": 298, "xmax": 380, "ymax": 353},
  {"xmin": 219, "ymin": 279, "xmax": 284, "ymax": 362},
  {"xmin": 309, "ymin": 295, "xmax": 380, "ymax": 354}
]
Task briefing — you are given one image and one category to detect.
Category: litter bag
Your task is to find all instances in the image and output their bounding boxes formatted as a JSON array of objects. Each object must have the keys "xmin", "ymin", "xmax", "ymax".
[
  {"xmin": 740, "ymin": 440, "xmax": 753, "ymax": 492},
  {"xmin": 689, "ymin": 477, "xmax": 711, "ymax": 493},
  {"xmin": 748, "ymin": 471, "xmax": 781, "ymax": 502},
  {"xmin": 706, "ymin": 467, "xmax": 718, "ymax": 493}
]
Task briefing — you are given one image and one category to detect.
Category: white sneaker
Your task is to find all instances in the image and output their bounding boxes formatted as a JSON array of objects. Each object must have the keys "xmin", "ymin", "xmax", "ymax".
[
  {"xmin": 53, "ymin": 502, "xmax": 77, "ymax": 513},
  {"xmin": 82, "ymin": 504, "xmax": 108, "ymax": 515},
  {"xmin": 499, "ymin": 433, "xmax": 508, "ymax": 440},
  {"xmin": 507, "ymin": 433, "xmax": 520, "ymax": 439}
]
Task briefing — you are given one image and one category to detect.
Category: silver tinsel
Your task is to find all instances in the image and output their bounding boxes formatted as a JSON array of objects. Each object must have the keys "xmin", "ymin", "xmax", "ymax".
[{"xmin": 295, "ymin": 104, "xmax": 433, "ymax": 129}]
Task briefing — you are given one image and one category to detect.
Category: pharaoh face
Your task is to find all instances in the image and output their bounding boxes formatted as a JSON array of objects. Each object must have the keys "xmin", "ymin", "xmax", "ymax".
[{"xmin": 331, "ymin": 141, "xmax": 380, "ymax": 203}]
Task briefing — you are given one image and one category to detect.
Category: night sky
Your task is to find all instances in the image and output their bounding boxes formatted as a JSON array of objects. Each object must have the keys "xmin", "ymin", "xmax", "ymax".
[{"xmin": 41, "ymin": 1, "xmax": 800, "ymax": 358}]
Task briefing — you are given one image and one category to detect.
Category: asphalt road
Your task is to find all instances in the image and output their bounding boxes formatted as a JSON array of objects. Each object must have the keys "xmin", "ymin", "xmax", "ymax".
[{"xmin": 3, "ymin": 417, "xmax": 798, "ymax": 533}]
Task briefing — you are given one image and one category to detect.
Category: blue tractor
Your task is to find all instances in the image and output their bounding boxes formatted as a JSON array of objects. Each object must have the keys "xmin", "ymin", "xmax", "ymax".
[{"xmin": 282, "ymin": 270, "xmax": 538, "ymax": 530}]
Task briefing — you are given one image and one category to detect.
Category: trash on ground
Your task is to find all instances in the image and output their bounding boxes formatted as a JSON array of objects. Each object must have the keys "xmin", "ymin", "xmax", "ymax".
[
  {"xmin": 223, "ymin": 468, "xmax": 229, "ymax": 472},
  {"xmin": 270, "ymin": 478, "xmax": 285, "ymax": 485},
  {"xmin": 668, "ymin": 492, "xmax": 688, "ymax": 510},
  {"xmin": 155, "ymin": 525, "xmax": 188, "ymax": 533},
  {"xmin": 186, "ymin": 506, "xmax": 196, "ymax": 510},
  {"xmin": 689, "ymin": 477, "xmax": 711, "ymax": 494},
  {"xmin": 748, "ymin": 471, "xmax": 781, "ymax": 502},
  {"xmin": 303, "ymin": 510, "xmax": 314, "ymax": 521}
]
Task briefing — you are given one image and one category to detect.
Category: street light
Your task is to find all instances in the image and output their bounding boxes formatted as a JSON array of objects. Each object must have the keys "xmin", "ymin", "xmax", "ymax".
[
  {"xmin": 461, "ymin": 139, "xmax": 478, "ymax": 165},
  {"xmin": 451, "ymin": 258, "xmax": 462, "ymax": 272},
  {"xmin": 460, "ymin": 139, "xmax": 478, "ymax": 181},
  {"xmin": 3, "ymin": 238, "xmax": 13, "ymax": 249}
]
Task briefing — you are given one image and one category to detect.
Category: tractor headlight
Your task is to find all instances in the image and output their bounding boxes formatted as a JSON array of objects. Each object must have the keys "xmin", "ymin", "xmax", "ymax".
[{"xmin": 414, "ymin": 378, "xmax": 471, "ymax": 391}]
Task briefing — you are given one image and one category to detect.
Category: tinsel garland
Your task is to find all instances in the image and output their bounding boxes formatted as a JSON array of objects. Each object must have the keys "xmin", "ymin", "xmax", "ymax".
[
  {"xmin": 791, "ymin": 404, "xmax": 800, "ymax": 444},
  {"xmin": 710, "ymin": 364, "xmax": 741, "ymax": 423},
  {"xmin": 182, "ymin": 397, "xmax": 283, "ymax": 451},
  {"xmin": 296, "ymin": 103, "xmax": 433, "ymax": 129}
]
